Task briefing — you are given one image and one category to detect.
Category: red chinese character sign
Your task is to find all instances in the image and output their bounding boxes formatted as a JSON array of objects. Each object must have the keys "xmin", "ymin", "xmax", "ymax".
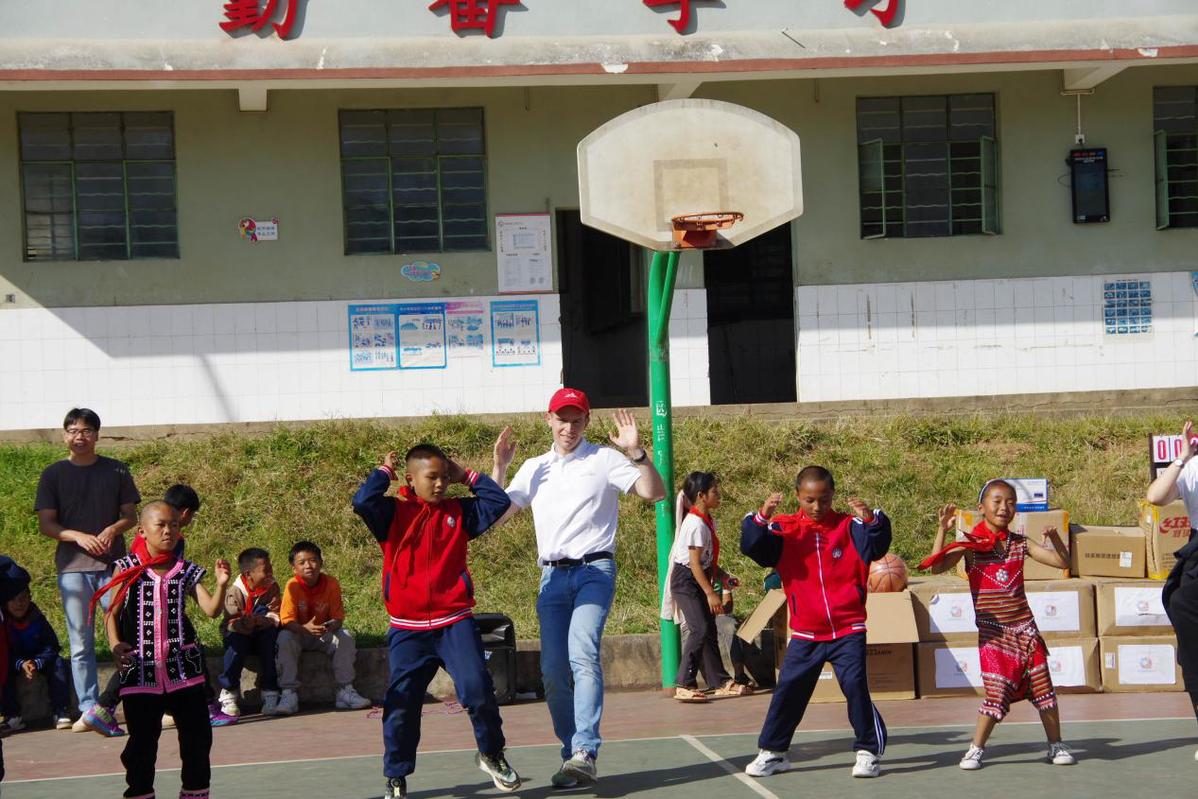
[
  {"xmin": 429, "ymin": 0, "xmax": 521, "ymax": 38},
  {"xmin": 844, "ymin": 0, "xmax": 901, "ymax": 28},
  {"xmin": 220, "ymin": 0, "xmax": 301, "ymax": 39},
  {"xmin": 643, "ymin": 0, "xmax": 691, "ymax": 33}
]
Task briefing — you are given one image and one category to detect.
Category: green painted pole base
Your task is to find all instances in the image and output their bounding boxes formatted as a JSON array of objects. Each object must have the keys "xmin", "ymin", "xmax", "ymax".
[{"xmin": 649, "ymin": 249, "xmax": 681, "ymax": 688}]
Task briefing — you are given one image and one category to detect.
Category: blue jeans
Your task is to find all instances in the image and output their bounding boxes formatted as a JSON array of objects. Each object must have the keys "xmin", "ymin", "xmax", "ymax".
[
  {"xmin": 537, "ymin": 558, "xmax": 616, "ymax": 760},
  {"xmin": 57, "ymin": 569, "xmax": 112, "ymax": 712},
  {"xmin": 220, "ymin": 628, "xmax": 279, "ymax": 692}
]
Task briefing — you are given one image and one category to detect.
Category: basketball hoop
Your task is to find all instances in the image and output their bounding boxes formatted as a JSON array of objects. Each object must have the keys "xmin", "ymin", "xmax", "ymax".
[{"xmin": 671, "ymin": 212, "xmax": 744, "ymax": 249}]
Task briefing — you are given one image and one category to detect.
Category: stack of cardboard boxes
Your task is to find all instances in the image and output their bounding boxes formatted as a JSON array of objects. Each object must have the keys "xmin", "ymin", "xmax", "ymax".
[{"xmin": 734, "ymin": 481, "xmax": 1191, "ymax": 700}]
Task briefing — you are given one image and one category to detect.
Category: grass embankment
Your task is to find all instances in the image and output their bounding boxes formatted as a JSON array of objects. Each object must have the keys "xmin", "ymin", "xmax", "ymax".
[{"xmin": 0, "ymin": 412, "xmax": 1178, "ymax": 654}]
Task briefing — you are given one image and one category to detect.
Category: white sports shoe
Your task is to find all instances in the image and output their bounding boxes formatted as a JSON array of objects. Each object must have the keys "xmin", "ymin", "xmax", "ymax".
[
  {"xmin": 1049, "ymin": 742, "xmax": 1076, "ymax": 765},
  {"xmin": 335, "ymin": 685, "xmax": 371, "ymax": 710},
  {"xmin": 218, "ymin": 688, "xmax": 241, "ymax": 717},
  {"xmin": 274, "ymin": 688, "xmax": 300, "ymax": 716},
  {"xmin": 260, "ymin": 690, "xmax": 282, "ymax": 716},
  {"xmin": 959, "ymin": 744, "xmax": 985, "ymax": 770},
  {"xmin": 852, "ymin": 750, "xmax": 880, "ymax": 778},
  {"xmin": 745, "ymin": 749, "xmax": 791, "ymax": 777}
]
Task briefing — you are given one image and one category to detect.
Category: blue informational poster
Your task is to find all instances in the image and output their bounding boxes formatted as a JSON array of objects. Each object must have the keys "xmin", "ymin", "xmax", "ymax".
[
  {"xmin": 490, "ymin": 300, "xmax": 541, "ymax": 367},
  {"xmin": 348, "ymin": 303, "xmax": 447, "ymax": 371},
  {"xmin": 1102, "ymin": 279, "xmax": 1152, "ymax": 335}
]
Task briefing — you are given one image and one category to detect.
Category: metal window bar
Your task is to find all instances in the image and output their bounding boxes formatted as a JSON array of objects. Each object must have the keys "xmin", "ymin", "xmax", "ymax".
[{"xmin": 1154, "ymin": 129, "xmax": 1171, "ymax": 230}]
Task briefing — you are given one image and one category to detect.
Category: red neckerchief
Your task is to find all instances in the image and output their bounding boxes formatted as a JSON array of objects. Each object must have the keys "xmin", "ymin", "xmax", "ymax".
[
  {"xmin": 131, "ymin": 532, "xmax": 185, "ymax": 562},
  {"xmin": 688, "ymin": 507, "xmax": 719, "ymax": 581},
  {"xmin": 89, "ymin": 551, "xmax": 176, "ymax": 622},
  {"xmin": 919, "ymin": 520, "xmax": 1008, "ymax": 571},
  {"xmin": 239, "ymin": 575, "xmax": 271, "ymax": 614}
]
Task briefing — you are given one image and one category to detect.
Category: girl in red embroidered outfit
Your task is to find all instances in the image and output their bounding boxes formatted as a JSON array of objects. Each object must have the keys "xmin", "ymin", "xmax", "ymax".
[
  {"xmin": 661, "ymin": 472, "xmax": 750, "ymax": 702},
  {"xmin": 97, "ymin": 501, "xmax": 230, "ymax": 799},
  {"xmin": 921, "ymin": 479, "xmax": 1075, "ymax": 771}
]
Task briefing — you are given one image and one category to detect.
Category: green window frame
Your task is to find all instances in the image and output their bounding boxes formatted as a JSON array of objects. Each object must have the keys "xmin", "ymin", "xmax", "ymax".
[
  {"xmin": 18, "ymin": 112, "xmax": 179, "ymax": 261},
  {"xmin": 856, "ymin": 93, "xmax": 999, "ymax": 239},
  {"xmin": 1153, "ymin": 86, "xmax": 1198, "ymax": 229},
  {"xmin": 338, "ymin": 108, "xmax": 488, "ymax": 254}
]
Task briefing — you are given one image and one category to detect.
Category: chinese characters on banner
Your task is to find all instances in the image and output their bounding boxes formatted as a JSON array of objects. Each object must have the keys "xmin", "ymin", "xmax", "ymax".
[
  {"xmin": 446, "ymin": 300, "xmax": 487, "ymax": 355},
  {"xmin": 224, "ymin": 1, "xmax": 903, "ymax": 39},
  {"xmin": 347, "ymin": 303, "xmax": 447, "ymax": 371},
  {"xmin": 221, "ymin": 0, "xmax": 300, "ymax": 38}
]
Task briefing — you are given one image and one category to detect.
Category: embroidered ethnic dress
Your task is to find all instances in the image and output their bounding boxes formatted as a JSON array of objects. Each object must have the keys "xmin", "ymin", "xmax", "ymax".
[
  {"xmin": 111, "ymin": 555, "xmax": 208, "ymax": 696},
  {"xmin": 964, "ymin": 532, "xmax": 1057, "ymax": 720}
]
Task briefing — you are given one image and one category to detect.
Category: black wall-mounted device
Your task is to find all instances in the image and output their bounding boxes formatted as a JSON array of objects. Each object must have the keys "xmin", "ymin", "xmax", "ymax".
[{"xmin": 1069, "ymin": 148, "xmax": 1110, "ymax": 223}]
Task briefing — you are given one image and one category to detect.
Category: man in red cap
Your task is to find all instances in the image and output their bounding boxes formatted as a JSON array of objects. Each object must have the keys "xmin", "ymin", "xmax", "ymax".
[{"xmin": 492, "ymin": 388, "xmax": 664, "ymax": 787}]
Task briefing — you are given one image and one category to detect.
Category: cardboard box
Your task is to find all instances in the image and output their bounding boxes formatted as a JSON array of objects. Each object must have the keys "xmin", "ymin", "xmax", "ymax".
[
  {"xmin": 736, "ymin": 589, "xmax": 787, "ymax": 646},
  {"xmin": 1094, "ymin": 579, "xmax": 1172, "ymax": 636},
  {"xmin": 1070, "ymin": 525, "xmax": 1146, "ymax": 578},
  {"xmin": 910, "ymin": 577, "xmax": 976, "ymax": 643},
  {"xmin": 810, "ymin": 644, "xmax": 916, "ymax": 703},
  {"xmin": 1100, "ymin": 635, "xmax": 1183, "ymax": 692},
  {"xmin": 917, "ymin": 637, "xmax": 1102, "ymax": 698},
  {"xmin": 999, "ymin": 477, "xmax": 1050, "ymax": 512},
  {"xmin": 1139, "ymin": 500, "xmax": 1192, "ymax": 580},
  {"xmin": 1025, "ymin": 580, "xmax": 1097, "ymax": 640},
  {"xmin": 956, "ymin": 509, "xmax": 1070, "ymax": 580},
  {"xmin": 911, "ymin": 576, "xmax": 1095, "ymax": 642}
]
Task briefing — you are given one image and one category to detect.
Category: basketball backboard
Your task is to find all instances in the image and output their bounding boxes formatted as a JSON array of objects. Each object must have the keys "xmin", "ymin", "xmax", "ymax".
[{"xmin": 577, "ymin": 99, "xmax": 804, "ymax": 252}]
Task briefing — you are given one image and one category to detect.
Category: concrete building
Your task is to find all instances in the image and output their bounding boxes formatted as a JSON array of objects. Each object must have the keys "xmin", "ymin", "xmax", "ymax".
[{"xmin": 1, "ymin": 1, "xmax": 1196, "ymax": 431}]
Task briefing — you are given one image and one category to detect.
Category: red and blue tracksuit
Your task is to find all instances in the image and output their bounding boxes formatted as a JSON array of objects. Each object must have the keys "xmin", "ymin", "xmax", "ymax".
[
  {"xmin": 4, "ymin": 603, "xmax": 69, "ymax": 719},
  {"xmin": 741, "ymin": 507, "xmax": 892, "ymax": 755},
  {"xmin": 352, "ymin": 466, "xmax": 511, "ymax": 779}
]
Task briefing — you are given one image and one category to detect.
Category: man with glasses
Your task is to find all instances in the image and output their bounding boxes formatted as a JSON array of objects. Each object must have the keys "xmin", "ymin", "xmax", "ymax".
[{"xmin": 34, "ymin": 408, "xmax": 140, "ymax": 735}]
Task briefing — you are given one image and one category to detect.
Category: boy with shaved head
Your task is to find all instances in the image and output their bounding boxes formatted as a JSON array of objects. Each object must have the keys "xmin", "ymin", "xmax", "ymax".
[{"xmin": 352, "ymin": 442, "xmax": 516, "ymax": 799}]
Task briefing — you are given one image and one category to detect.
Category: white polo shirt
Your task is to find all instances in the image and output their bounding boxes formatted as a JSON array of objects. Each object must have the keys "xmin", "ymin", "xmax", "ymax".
[
  {"xmin": 506, "ymin": 440, "xmax": 642, "ymax": 562},
  {"xmin": 1175, "ymin": 458, "xmax": 1198, "ymax": 524}
]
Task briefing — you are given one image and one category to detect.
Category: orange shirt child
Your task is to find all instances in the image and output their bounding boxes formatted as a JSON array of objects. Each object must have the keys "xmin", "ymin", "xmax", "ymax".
[{"xmin": 279, "ymin": 573, "xmax": 345, "ymax": 628}]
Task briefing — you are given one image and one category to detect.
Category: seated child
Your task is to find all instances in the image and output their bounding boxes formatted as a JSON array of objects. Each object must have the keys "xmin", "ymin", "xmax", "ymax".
[
  {"xmin": 97, "ymin": 501, "xmax": 231, "ymax": 799},
  {"xmin": 921, "ymin": 480, "xmax": 1076, "ymax": 770},
  {"xmin": 3, "ymin": 580, "xmax": 71, "ymax": 732},
  {"xmin": 740, "ymin": 465, "xmax": 892, "ymax": 780},
  {"xmin": 275, "ymin": 541, "xmax": 371, "ymax": 714},
  {"xmin": 219, "ymin": 547, "xmax": 283, "ymax": 717},
  {"xmin": 352, "ymin": 445, "xmax": 518, "ymax": 799}
]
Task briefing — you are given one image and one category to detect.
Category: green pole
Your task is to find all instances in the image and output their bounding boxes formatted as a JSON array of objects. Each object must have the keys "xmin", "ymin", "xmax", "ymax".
[{"xmin": 648, "ymin": 248, "xmax": 681, "ymax": 688}]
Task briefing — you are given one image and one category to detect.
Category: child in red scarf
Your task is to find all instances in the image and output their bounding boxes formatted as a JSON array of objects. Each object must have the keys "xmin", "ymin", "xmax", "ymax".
[
  {"xmin": 661, "ymin": 471, "xmax": 748, "ymax": 702},
  {"xmin": 217, "ymin": 548, "xmax": 282, "ymax": 718},
  {"xmin": 922, "ymin": 479, "xmax": 1075, "ymax": 770},
  {"xmin": 101, "ymin": 501, "xmax": 230, "ymax": 799}
]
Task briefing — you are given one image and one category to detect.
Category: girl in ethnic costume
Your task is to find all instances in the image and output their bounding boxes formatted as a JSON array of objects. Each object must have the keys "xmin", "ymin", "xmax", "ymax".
[
  {"xmin": 95, "ymin": 501, "xmax": 231, "ymax": 799},
  {"xmin": 921, "ymin": 479, "xmax": 1076, "ymax": 771}
]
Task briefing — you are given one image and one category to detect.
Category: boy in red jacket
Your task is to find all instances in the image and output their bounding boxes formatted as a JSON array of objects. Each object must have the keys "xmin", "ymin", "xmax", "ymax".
[
  {"xmin": 352, "ymin": 444, "xmax": 517, "ymax": 799},
  {"xmin": 740, "ymin": 465, "xmax": 892, "ymax": 780}
]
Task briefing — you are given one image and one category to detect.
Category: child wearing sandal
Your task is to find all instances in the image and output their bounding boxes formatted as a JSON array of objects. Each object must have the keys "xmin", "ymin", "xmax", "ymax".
[{"xmin": 661, "ymin": 472, "xmax": 750, "ymax": 702}]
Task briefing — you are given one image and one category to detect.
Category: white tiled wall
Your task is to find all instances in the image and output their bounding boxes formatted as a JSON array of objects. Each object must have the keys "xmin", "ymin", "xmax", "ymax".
[
  {"xmin": 796, "ymin": 271, "xmax": 1198, "ymax": 402},
  {"xmin": 0, "ymin": 291, "xmax": 711, "ymax": 431}
]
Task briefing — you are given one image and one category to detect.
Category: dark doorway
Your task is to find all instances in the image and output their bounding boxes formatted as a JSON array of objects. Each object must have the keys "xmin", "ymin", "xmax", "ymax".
[
  {"xmin": 703, "ymin": 223, "xmax": 797, "ymax": 404},
  {"xmin": 556, "ymin": 210, "xmax": 647, "ymax": 408}
]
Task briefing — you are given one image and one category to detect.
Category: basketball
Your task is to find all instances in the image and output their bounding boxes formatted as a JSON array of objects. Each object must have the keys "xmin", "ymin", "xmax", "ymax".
[{"xmin": 867, "ymin": 553, "xmax": 909, "ymax": 592}]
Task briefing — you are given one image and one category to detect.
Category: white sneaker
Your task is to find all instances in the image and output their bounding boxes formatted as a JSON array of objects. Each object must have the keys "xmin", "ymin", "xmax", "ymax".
[
  {"xmin": 260, "ymin": 690, "xmax": 282, "ymax": 716},
  {"xmin": 218, "ymin": 688, "xmax": 241, "ymax": 717},
  {"xmin": 1048, "ymin": 742, "xmax": 1076, "ymax": 765},
  {"xmin": 745, "ymin": 749, "xmax": 791, "ymax": 777},
  {"xmin": 959, "ymin": 744, "xmax": 985, "ymax": 770},
  {"xmin": 0, "ymin": 716, "xmax": 24, "ymax": 734},
  {"xmin": 335, "ymin": 685, "xmax": 371, "ymax": 710},
  {"xmin": 852, "ymin": 750, "xmax": 880, "ymax": 778},
  {"xmin": 274, "ymin": 688, "xmax": 299, "ymax": 716},
  {"xmin": 54, "ymin": 714, "xmax": 72, "ymax": 731}
]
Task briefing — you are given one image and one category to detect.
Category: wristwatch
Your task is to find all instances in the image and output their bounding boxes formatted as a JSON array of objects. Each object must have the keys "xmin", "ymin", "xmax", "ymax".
[{"xmin": 630, "ymin": 448, "xmax": 649, "ymax": 464}]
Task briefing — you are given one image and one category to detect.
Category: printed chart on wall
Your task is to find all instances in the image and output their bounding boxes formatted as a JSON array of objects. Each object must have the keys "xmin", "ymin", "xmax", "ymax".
[
  {"xmin": 446, "ymin": 300, "xmax": 487, "ymax": 357},
  {"xmin": 496, "ymin": 213, "xmax": 553, "ymax": 294},
  {"xmin": 491, "ymin": 299, "xmax": 541, "ymax": 367},
  {"xmin": 348, "ymin": 303, "xmax": 447, "ymax": 371}
]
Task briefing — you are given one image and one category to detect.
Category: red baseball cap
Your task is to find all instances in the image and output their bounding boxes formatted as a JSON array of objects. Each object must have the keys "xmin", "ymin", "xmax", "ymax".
[{"xmin": 548, "ymin": 387, "xmax": 590, "ymax": 415}]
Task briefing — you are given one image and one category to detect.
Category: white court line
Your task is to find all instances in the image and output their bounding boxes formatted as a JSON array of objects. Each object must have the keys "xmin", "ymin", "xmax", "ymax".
[
  {"xmin": 7, "ymin": 715, "xmax": 1192, "ymax": 786},
  {"xmin": 682, "ymin": 734, "xmax": 780, "ymax": 799}
]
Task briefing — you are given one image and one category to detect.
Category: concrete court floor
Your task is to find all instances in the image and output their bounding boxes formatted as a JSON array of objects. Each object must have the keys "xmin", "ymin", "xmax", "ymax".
[{"xmin": 3, "ymin": 689, "xmax": 1195, "ymax": 798}]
